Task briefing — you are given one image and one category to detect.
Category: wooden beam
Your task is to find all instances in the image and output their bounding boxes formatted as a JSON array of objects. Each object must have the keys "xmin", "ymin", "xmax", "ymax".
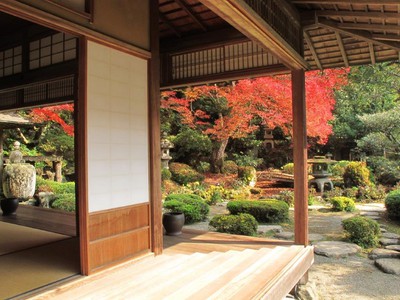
[
  {"xmin": 291, "ymin": 69, "xmax": 308, "ymax": 246},
  {"xmin": 292, "ymin": 0, "xmax": 400, "ymax": 4},
  {"xmin": 174, "ymin": 0, "xmax": 207, "ymax": 31},
  {"xmin": 369, "ymin": 43, "xmax": 376, "ymax": 64},
  {"xmin": 200, "ymin": 0, "xmax": 308, "ymax": 70},
  {"xmin": 149, "ymin": 0, "xmax": 163, "ymax": 256},
  {"xmin": 317, "ymin": 19, "xmax": 400, "ymax": 51},
  {"xmin": 160, "ymin": 27, "xmax": 247, "ymax": 53},
  {"xmin": 313, "ymin": 10, "xmax": 400, "ymax": 20},
  {"xmin": 304, "ymin": 31, "xmax": 322, "ymax": 69},
  {"xmin": 337, "ymin": 22, "xmax": 400, "ymax": 32},
  {"xmin": 159, "ymin": 12, "xmax": 181, "ymax": 38},
  {"xmin": 335, "ymin": 32, "xmax": 349, "ymax": 67},
  {"xmin": 372, "ymin": 33, "xmax": 400, "ymax": 41}
]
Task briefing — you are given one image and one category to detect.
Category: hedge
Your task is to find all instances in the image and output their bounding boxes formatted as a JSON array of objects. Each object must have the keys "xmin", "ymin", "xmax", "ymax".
[
  {"xmin": 385, "ymin": 189, "xmax": 400, "ymax": 220},
  {"xmin": 227, "ymin": 200, "xmax": 289, "ymax": 223},
  {"xmin": 209, "ymin": 213, "xmax": 258, "ymax": 236},
  {"xmin": 164, "ymin": 193, "xmax": 209, "ymax": 224}
]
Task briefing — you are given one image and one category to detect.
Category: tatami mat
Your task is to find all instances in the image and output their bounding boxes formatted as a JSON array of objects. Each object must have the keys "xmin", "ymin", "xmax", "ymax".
[
  {"xmin": 0, "ymin": 238, "xmax": 80, "ymax": 299},
  {"xmin": 0, "ymin": 221, "xmax": 69, "ymax": 255}
]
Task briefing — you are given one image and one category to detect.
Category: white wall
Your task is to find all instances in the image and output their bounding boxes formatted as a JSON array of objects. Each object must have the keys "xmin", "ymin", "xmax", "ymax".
[{"xmin": 87, "ymin": 41, "xmax": 149, "ymax": 212}]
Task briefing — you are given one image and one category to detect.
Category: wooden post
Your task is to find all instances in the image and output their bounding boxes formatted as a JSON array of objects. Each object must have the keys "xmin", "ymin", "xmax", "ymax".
[
  {"xmin": 292, "ymin": 69, "xmax": 308, "ymax": 246},
  {"xmin": 149, "ymin": 0, "xmax": 163, "ymax": 255}
]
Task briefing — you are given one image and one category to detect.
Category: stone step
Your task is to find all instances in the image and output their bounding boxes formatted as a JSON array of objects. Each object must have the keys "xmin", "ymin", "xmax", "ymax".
[
  {"xmin": 386, "ymin": 245, "xmax": 400, "ymax": 252},
  {"xmin": 369, "ymin": 248, "xmax": 400, "ymax": 260},
  {"xmin": 375, "ymin": 258, "xmax": 400, "ymax": 275},
  {"xmin": 382, "ymin": 232, "xmax": 400, "ymax": 239},
  {"xmin": 380, "ymin": 238, "xmax": 400, "ymax": 246},
  {"xmin": 314, "ymin": 241, "xmax": 361, "ymax": 258}
]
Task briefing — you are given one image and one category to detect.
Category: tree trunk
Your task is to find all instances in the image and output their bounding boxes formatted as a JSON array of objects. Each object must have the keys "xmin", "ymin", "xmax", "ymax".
[{"xmin": 210, "ymin": 139, "xmax": 229, "ymax": 173}]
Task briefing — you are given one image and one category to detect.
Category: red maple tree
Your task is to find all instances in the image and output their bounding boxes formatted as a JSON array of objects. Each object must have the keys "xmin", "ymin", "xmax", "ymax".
[
  {"xmin": 162, "ymin": 69, "xmax": 348, "ymax": 172},
  {"xmin": 30, "ymin": 104, "xmax": 74, "ymax": 136}
]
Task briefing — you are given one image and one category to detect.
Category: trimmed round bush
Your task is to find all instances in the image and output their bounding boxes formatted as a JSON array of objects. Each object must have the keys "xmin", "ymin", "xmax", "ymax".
[
  {"xmin": 330, "ymin": 196, "xmax": 355, "ymax": 212},
  {"xmin": 227, "ymin": 200, "xmax": 289, "ymax": 223},
  {"xmin": 343, "ymin": 162, "xmax": 370, "ymax": 188},
  {"xmin": 342, "ymin": 216, "xmax": 380, "ymax": 248},
  {"xmin": 209, "ymin": 213, "xmax": 258, "ymax": 236},
  {"xmin": 164, "ymin": 193, "xmax": 209, "ymax": 224},
  {"xmin": 161, "ymin": 168, "xmax": 172, "ymax": 181},
  {"xmin": 385, "ymin": 189, "xmax": 400, "ymax": 220},
  {"xmin": 222, "ymin": 160, "xmax": 238, "ymax": 174},
  {"xmin": 36, "ymin": 177, "xmax": 75, "ymax": 194},
  {"xmin": 282, "ymin": 163, "xmax": 294, "ymax": 175},
  {"xmin": 169, "ymin": 163, "xmax": 205, "ymax": 185},
  {"xmin": 237, "ymin": 166, "xmax": 257, "ymax": 187},
  {"xmin": 51, "ymin": 193, "xmax": 75, "ymax": 212}
]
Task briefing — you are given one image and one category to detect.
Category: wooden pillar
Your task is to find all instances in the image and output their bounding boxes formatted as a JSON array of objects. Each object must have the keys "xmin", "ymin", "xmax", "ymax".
[
  {"xmin": 149, "ymin": 0, "xmax": 163, "ymax": 255},
  {"xmin": 291, "ymin": 69, "xmax": 308, "ymax": 246}
]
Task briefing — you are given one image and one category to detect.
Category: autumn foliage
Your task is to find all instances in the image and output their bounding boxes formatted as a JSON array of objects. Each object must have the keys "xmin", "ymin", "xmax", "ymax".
[
  {"xmin": 30, "ymin": 104, "xmax": 74, "ymax": 136},
  {"xmin": 162, "ymin": 69, "xmax": 348, "ymax": 145}
]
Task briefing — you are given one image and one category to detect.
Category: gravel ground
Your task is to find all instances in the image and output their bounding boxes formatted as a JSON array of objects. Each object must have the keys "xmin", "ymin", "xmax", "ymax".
[{"xmin": 309, "ymin": 255, "xmax": 400, "ymax": 300}]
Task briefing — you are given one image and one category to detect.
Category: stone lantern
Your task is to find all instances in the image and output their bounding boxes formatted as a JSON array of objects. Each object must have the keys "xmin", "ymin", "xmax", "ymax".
[
  {"xmin": 161, "ymin": 132, "xmax": 174, "ymax": 169},
  {"xmin": 308, "ymin": 155, "xmax": 335, "ymax": 193}
]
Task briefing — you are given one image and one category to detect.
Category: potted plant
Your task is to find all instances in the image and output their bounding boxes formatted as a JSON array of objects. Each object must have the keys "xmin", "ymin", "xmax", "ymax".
[{"xmin": 162, "ymin": 211, "xmax": 185, "ymax": 236}]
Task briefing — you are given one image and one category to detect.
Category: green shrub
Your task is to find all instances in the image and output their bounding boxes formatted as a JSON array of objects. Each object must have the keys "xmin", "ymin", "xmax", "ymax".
[
  {"xmin": 161, "ymin": 168, "xmax": 172, "ymax": 181},
  {"xmin": 237, "ymin": 166, "xmax": 257, "ymax": 186},
  {"xmin": 342, "ymin": 216, "xmax": 380, "ymax": 248},
  {"xmin": 169, "ymin": 163, "xmax": 205, "ymax": 185},
  {"xmin": 385, "ymin": 189, "xmax": 400, "ymax": 220},
  {"xmin": 323, "ymin": 187, "xmax": 343, "ymax": 199},
  {"xmin": 274, "ymin": 190, "xmax": 294, "ymax": 207},
  {"xmin": 367, "ymin": 156, "xmax": 400, "ymax": 186},
  {"xmin": 222, "ymin": 160, "xmax": 238, "ymax": 174},
  {"xmin": 209, "ymin": 213, "xmax": 258, "ymax": 236},
  {"xmin": 331, "ymin": 160, "xmax": 351, "ymax": 177},
  {"xmin": 232, "ymin": 153, "xmax": 263, "ymax": 168},
  {"xmin": 342, "ymin": 187, "xmax": 358, "ymax": 199},
  {"xmin": 195, "ymin": 161, "xmax": 210, "ymax": 173},
  {"xmin": 330, "ymin": 196, "xmax": 356, "ymax": 212},
  {"xmin": 164, "ymin": 193, "xmax": 209, "ymax": 224},
  {"xmin": 36, "ymin": 177, "xmax": 75, "ymax": 194},
  {"xmin": 356, "ymin": 185, "xmax": 386, "ymax": 202},
  {"xmin": 227, "ymin": 200, "xmax": 289, "ymax": 223},
  {"xmin": 51, "ymin": 193, "xmax": 75, "ymax": 212},
  {"xmin": 282, "ymin": 163, "xmax": 294, "ymax": 175},
  {"xmin": 343, "ymin": 162, "xmax": 370, "ymax": 188}
]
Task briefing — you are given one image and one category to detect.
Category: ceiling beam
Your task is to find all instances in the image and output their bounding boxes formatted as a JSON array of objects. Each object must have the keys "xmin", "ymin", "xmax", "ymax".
[
  {"xmin": 159, "ymin": 12, "xmax": 181, "ymax": 38},
  {"xmin": 304, "ymin": 31, "xmax": 322, "ymax": 69},
  {"xmin": 335, "ymin": 32, "xmax": 349, "ymax": 67},
  {"xmin": 200, "ymin": 0, "xmax": 308, "ymax": 70},
  {"xmin": 368, "ymin": 43, "xmax": 376, "ymax": 64},
  {"xmin": 337, "ymin": 22, "xmax": 400, "ymax": 32},
  {"xmin": 174, "ymin": 0, "xmax": 207, "ymax": 31},
  {"xmin": 302, "ymin": 10, "xmax": 400, "ymax": 20},
  {"xmin": 291, "ymin": 1, "xmax": 400, "ymax": 4},
  {"xmin": 317, "ymin": 19, "xmax": 400, "ymax": 51},
  {"xmin": 372, "ymin": 33, "xmax": 400, "ymax": 41}
]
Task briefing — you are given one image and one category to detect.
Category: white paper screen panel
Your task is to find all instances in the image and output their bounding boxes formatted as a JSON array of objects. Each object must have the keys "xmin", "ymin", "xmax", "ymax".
[{"xmin": 87, "ymin": 41, "xmax": 149, "ymax": 212}]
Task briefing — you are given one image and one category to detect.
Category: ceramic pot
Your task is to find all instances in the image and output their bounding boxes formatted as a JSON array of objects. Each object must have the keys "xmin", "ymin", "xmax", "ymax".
[
  {"xmin": 162, "ymin": 212, "xmax": 185, "ymax": 236},
  {"xmin": 0, "ymin": 198, "xmax": 19, "ymax": 215}
]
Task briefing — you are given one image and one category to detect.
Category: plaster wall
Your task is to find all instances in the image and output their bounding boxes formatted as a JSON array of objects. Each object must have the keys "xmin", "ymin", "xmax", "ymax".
[{"xmin": 87, "ymin": 41, "xmax": 149, "ymax": 212}]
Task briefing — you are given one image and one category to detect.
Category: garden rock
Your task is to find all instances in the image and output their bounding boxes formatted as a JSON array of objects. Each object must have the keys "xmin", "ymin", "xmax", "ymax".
[
  {"xmin": 379, "ymin": 238, "xmax": 399, "ymax": 246},
  {"xmin": 36, "ymin": 192, "xmax": 56, "ymax": 208},
  {"xmin": 360, "ymin": 211, "xmax": 380, "ymax": 217},
  {"xmin": 313, "ymin": 241, "xmax": 361, "ymax": 258},
  {"xmin": 296, "ymin": 281, "xmax": 319, "ymax": 300},
  {"xmin": 380, "ymin": 227, "xmax": 387, "ymax": 233},
  {"xmin": 386, "ymin": 245, "xmax": 400, "ymax": 252},
  {"xmin": 275, "ymin": 232, "xmax": 294, "ymax": 240},
  {"xmin": 381, "ymin": 232, "xmax": 400, "ymax": 239},
  {"xmin": 369, "ymin": 248, "xmax": 400, "ymax": 260},
  {"xmin": 375, "ymin": 258, "xmax": 400, "ymax": 275},
  {"xmin": 257, "ymin": 225, "xmax": 283, "ymax": 234}
]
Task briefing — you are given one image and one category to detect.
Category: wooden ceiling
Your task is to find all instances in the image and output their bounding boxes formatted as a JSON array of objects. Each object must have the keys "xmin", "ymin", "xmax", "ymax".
[{"xmin": 159, "ymin": 0, "xmax": 400, "ymax": 70}]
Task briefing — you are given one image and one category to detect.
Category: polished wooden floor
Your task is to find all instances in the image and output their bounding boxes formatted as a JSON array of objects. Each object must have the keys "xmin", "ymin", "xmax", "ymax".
[
  {"xmin": 30, "ymin": 229, "xmax": 314, "ymax": 300},
  {"xmin": 0, "ymin": 204, "xmax": 76, "ymax": 236}
]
